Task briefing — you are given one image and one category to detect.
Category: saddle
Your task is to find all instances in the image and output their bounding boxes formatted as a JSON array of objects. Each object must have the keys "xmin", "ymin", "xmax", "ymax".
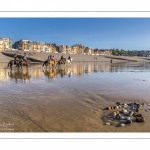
[{"xmin": 23, "ymin": 61, "xmax": 27, "ymax": 65}]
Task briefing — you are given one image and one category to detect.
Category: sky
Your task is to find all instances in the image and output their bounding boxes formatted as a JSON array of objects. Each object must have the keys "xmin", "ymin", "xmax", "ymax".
[{"xmin": 0, "ymin": 18, "xmax": 150, "ymax": 50}]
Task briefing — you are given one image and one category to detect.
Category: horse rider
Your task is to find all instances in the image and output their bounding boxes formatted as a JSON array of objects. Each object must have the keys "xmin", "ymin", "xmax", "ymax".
[
  {"xmin": 14, "ymin": 53, "xmax": 19, "ymax": 66},
  {"xmin": 23, "ymin": 53, "xmax": 28, "ymax": 63},
  {"xmin": 68, "ymin": 55, "xmax": 71, "ymax": 61},
  {"xmin": 47, "ymin": 55, "xmax": 52, "ymax": 61},
  {"xmin": 52, "ymin": 55, "xmax": 55, "ymax": 61},
  {"xmin": 61, "ymin": 55, "xmax": 64, "ymax": 60}
]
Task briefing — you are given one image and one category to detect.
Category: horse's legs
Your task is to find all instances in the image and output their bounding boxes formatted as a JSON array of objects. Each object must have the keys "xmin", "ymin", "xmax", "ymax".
[{"xmin": 10, "ymin": 64, "xmax": 12, "ymax": 70}]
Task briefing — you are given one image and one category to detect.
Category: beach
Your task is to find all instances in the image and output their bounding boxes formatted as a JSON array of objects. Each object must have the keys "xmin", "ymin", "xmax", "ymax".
[
  {"xmin": 2, "ymin": 50, "xmax": 150, "ymax": 63},
  {"xmin": 0, "ymin": 51, "xmax": 150, "ymax": 132}
]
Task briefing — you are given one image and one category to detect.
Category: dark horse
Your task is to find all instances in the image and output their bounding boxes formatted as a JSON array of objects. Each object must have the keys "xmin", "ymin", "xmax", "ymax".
[
  {"xmin": 42, "ymin": 60, "xmax": 48, "ymax": 67},
  {"xmin": 57, "ymin": 58, "xmax": 66, "ymax": 66},
  {"xmin": 7, "ymin": 58, "xmax": 30, "ymax": 70}
]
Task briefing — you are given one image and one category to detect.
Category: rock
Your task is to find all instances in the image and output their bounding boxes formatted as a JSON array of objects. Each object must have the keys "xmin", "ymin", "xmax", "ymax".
[
  {"xmin": 128, "ymin": 103, "xmax": 134, "ymax": 106},
  {"xmin": 113, "ymin": 112, "xmax": 117, "ymax": 116},
  {"xmin": 114, "ymin": 106, "xmax": 119, "ymax": 109},
  {"xmin": 136, "ymin": 117, "xmax": 145, "ymax": 122},
  {"xmin": 120, "ymin": 116, "xmax": 126, "ymax": 120},
  {"xmin": 104, "ymin": 122, "xmax": 110, "ymax": 125},
  {"xmin": 126, "ymin": 120, "xmax": 132, "ymax": 124},
  {"xmin": 116, "ymin": 111, "xmax": 120, "ymax": 115},
  {"xmin": 131, "ymin": 106, "xmax": 136, "ymax": 110},
  {"xmin": 134, "ymin": 102, "xmax": 139, "ymax": 105},
  {"xmin": 136, "ymin": 108, "xmax": 140, "ymax": 112},
  {"xmin": 122, "ymin": 109, "xmax": 128, "ymax": 114},
  {"xmin": 129, "ymin": 111, "xmax": 134, "ymax": 117},
  {"xmin": 137, "ymin": 104, "xmax": 142, "ymax": 108},
  {"xmin": 106, "ymin": 106, "xmax": 113, "ymax": 110},
  {"xmin": 133, "ymin": 112, "xmax": 137, "ymax": 117},
  {"xmin": 116, "ymin": 102, "xmax": 121, "ymax": 105},
  {"xmin": 118, "ymin": 123, "xmax": 125, "ymax": 127},
  {"xmin": 123, "ymin": 103, "xmax": 128, "ymax": 107},
  {"xmin": 136, "ymin": 114, "xmax": 142, "ymax": 117},
  {"xmin": 127, "ymin": 117, "xmax": 131, "ymax": 120}
]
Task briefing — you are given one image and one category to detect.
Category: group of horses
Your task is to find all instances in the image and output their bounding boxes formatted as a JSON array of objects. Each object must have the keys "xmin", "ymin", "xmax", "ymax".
[
  {"xmin": 42, "ymin": 58, "xmax": 73, "ymax": 68},
  {"xmin": 7, "ymin": 57, "xmax": 73, "ymax": 70}
]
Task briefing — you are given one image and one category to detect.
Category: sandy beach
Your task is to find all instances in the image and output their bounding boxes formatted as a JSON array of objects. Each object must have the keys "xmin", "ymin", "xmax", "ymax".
[
  {"xmin": 0, "ymin": 51, "xmax": 150, "ymax": 132},
  {"xmin": 2, "ymin": 50, "xmax": 150, "ymax": 63}
]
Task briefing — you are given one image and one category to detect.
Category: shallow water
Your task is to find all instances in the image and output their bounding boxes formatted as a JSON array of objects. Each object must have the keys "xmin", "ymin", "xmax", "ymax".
[{"xmin": 0, "ymin": 62, "xmax": 150, "ymax": 132}]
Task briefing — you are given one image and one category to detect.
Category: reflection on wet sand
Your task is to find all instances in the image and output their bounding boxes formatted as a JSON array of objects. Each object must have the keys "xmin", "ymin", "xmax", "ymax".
[
  {"xmin": 7, "ymin": 70, "xmax": 31, "ymax": 83},
  {"xmin": 2, "ymin": 62, "xmax": 150, "ymax": 83}
]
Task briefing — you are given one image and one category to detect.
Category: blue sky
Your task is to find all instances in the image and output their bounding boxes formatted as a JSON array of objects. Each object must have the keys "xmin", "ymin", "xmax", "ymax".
[{"xmin": 0, "ymin": 18, "xmax": 150, "ymax": 50}]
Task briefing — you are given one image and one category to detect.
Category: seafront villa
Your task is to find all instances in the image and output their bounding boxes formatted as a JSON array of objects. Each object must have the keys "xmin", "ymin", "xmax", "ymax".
[
  {"xmin": 0, "ymin": 37, "xmax": 11, "ymax": 51},
  {"xmin": 0, "ymin": 37, "xmax": 113, "ymax": 55}
]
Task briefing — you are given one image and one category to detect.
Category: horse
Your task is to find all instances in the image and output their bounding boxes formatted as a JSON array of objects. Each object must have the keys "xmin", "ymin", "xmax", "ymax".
[
  {"xmin": 56, "ymin": 58, "xmax": 66, "ymax": 67},
  {"xmin": 19, "ymin": 59, "xmax": 30, "ymax": 69},
  {"xmin": 66, "ymin": 58, "xmax": 73, "ymax": 66},
  {"xmin": 42, "ymin": 59, "xmax": 58, "ymax": 68},
  {"xmin": 7, "ymin": 59, "xmax": 21, "ymax": 70}
]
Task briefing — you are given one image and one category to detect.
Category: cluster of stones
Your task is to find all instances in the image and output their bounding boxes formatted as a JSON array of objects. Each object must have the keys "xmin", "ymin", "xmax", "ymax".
[{"xmin": 103, "ymin": 102, "xmax": 145, "ymax": 127}]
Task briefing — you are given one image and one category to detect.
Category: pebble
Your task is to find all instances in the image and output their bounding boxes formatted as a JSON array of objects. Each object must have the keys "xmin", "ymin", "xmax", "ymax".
[
  {"xmin": 122, "ymin": 109, "xmax": 128, "ymax": 114},
  {"xmin": 127, "ymin": 117, "xmax": 131, "ymax": 120},
  {"xmin": 136, "ymin": 117, "xmax": 145, "ymax": 122},
  {"xmin": 129, "ymin": 111, "xmax": 134, "ymax": 116},
  {"xmin": 120, "ymin": 116, "xmax": 126, "ymax": 120},
  {"xmin": 113, "ymin": 112, "xmax": 117, "ymax": 116},
  {"xmin": 118, "ymin": 123, "xmax": 125, "ymax": 127},
  {"xmin": 123, "ymin": 103, "xmax": 128, "ymax": 108},
  {"xmin": 114, "ymin": 106, "xmax": 119, "ymax": 109},
  {"xmin": 116, "ymin": 102, "xmax": 121, "ymax": 105},
  {"xmin": 104, "ymin": 122, "xmax": 110, "ymax": 125},
  {"xmin": 116, "ymin": 111, "xmax": 120, "ymax": 114},
  {"xmin": 136, "ymin": 108, "xmax": 140, "ymax": 112},
  {"xmin": 107, "ymin": 106, "xmax": 113, "ymax": 110},
  {"xmin": 132, "ymin": 106, "xmax": 136, "ymax": 110},
  {"xmin": 126, "ymin": 120, "xmax": 132, "ymax": 124},
  {"xmin": 136, "ymin": 114, "xmax": 142, "ymax": 117},
  {"xmin": 133, "ymin": 112, "xmax": 137, "ymax": 117}
]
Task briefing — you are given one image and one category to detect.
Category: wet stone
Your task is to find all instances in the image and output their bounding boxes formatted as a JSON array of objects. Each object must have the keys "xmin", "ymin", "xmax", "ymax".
[
  {"xmin": 118, "ymin": 123, "xmax": 125, "ymax": 127},
  {"xmin": 104, "ymin": 122, "xmax": 110, "ymax": 125},
  {"xmin": 136, "ymin": 117, "xmax": 145, "ymax": 122},
  {"xmin": 126, "ymin": 120, "xmax": 132, "ymax": 124}
]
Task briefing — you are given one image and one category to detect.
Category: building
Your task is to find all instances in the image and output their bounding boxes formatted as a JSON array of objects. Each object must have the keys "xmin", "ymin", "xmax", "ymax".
[
  {"xmin": 0, "ymin": 37, "xmax": 11, "ymax": 51},
  {"xmin": 32, "ymin": 41, "xmax": 40, "ymax": 51},
  {"xmin": 66, "ymin": 46, "xmax": 72, "ymax": 54},
  {"xmin": 74, "ymin": 44, "xmax": 85, "ymax": 54},
  {"xmin": 46, "ymin": 43, "xmax": 56, "ymax": 53},
  {"xmin": 12, "ymin": 39, "xmax": 33, "ymax": 51},
  {"xmin": 59, "ymin": 45, "xmax": 66, "ymax": 53},
  {"xmin": 71, "ymin": 46, "xmax": 78, "ymax": 54},
  {"xmin": 84, "ymin": 47, "xmax": 92, "ymax": 54}
]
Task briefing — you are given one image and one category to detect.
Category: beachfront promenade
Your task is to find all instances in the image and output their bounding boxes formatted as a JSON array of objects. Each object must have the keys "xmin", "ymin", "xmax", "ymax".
[{"xmin": 0, "ymin": 50, "xmax": 150, "ymax": 63}]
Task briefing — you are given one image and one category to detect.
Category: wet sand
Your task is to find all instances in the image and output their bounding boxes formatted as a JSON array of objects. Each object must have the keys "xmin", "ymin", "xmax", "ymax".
[{"xmin": 0, "ymin": 62, "xmax": 150, "ymax": 132}]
